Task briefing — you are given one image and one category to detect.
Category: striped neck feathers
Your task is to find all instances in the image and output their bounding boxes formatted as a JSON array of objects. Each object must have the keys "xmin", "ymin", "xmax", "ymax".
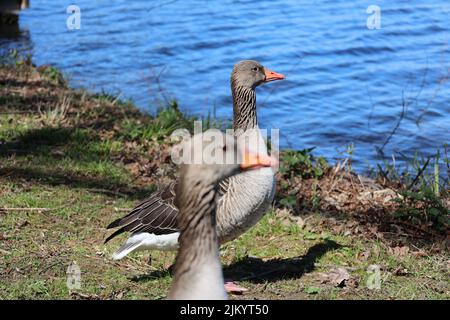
[{"xmin": 231, "ymin": 83, "xmax": 257, "ymax": 133}]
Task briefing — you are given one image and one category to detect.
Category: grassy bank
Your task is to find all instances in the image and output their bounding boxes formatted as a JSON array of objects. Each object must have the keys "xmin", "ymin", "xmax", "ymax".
[{"xmin": 0, "ymin": 59, "xmax": 448, "ymax": 299}]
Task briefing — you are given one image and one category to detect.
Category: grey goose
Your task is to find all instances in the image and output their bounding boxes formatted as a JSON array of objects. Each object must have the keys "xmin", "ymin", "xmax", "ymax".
[
  {"xmin": 167, "ymin": 132, "xmax": 274, "ymax": 300},
  {"xmin": 105, "ymin": 60, "xmax": 285, "ymax": 263}
]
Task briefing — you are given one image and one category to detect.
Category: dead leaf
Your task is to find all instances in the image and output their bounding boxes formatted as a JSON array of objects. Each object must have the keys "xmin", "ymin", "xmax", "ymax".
[
  {"xmin": 391, "ymin": 246, "xmax": 410, "ymax": 259},
  {"xmin": 296, "ymin": 217, "xmax": 305, "ymax": 229},
  {"xmin": 332, "ymin": 225, "xmax": 343, "ymax": 235},
  {"xmin": 70, "ymin": 291, "xmax": 100, "ymax": 300},
  {"xmin": 0, "ymin": 233, "xmax": 10, "ymax": 240},
  {"xmin": 16, "ymin": 220, "xmax": 29, "ymax": 230},
  {"xmin": 318, "ymin": 267, "xmax": 351, "ymax": 287},
  {"xmin": 275, "ymin": 208, "xmax": 291, "ymax": 218},
  {"xmin": 357, "ymin": 250, "xmax": 371, "ymax": 261},
  {"xmin": 411, "ymin": 251, "xmax": 428, "ymax": 258},
  {"xmin": 125, "ymin": 162, "xmax": 141, "ymax": 176},
  {"xmin": 393, "ymin": 267, "xmax": 409, "ymax": 276},
  {"xmin": 50, "ymin": 149, "xmax": 65, "ymax": 157},
  {"xmin": 345, "ymin": 277, "xmax": 359, "ymax": 288}
]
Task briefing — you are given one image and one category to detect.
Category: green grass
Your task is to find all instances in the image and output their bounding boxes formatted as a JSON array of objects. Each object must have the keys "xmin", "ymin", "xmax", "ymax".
[
  {"xmin": 119, "ymin": 101, "xmax": 193, "ymax": 142},
  {"xmin": 373, "ymin": 148, "xmax": 449, "ymax": 232},
  {"xmin": 0, "ymin": 61, "xmax": 448, "ymax": 300},
  {"xmin": 222, "ymin": 210, "xmax": 448, "ymax": 300},
  {"xmin": 1, "ymin": 185, "xmax": 448, "ymax": 300},
  {"xmin": 0, "ymin": 122, "xmax": 132, "ymax": 189},
  {"xmin": 279, "ymin": 148, "xmax": 329, "ymax": 180},
  {"xmin": 118, "ymin": 100, "xmax": 228, "ymax": 143},
  {"xmin": 374, "ymin": 147, "xmax": 449, "ymax": 191}
]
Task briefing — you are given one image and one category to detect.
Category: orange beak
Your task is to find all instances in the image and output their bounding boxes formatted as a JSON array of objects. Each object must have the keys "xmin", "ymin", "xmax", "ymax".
[
  {"xmin": 264, "ymin": 68, "xmax": 285, "ymax": 82},
  {"xmin": 240, "ymin": 151, "xmax": 276, "ymax": 171}
]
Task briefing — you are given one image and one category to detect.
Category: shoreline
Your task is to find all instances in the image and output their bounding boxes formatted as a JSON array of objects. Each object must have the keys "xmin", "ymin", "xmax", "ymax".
[
  {"xmin": 1, "ymin": 58, "xmax": 448, "ymax": 237},
  {"xmin": 0, "ymin": 59, "xmax": 448, "ymax": 299}
]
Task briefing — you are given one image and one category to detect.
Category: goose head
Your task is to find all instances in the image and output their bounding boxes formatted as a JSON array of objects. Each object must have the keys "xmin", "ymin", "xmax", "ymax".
[
  {"xmin": 177, "ymin": 130, "xmax": 274, "ymax": 189},
  {"xmin": 231, "ymin": 60, "xmax": 285, "ymax": 89}
]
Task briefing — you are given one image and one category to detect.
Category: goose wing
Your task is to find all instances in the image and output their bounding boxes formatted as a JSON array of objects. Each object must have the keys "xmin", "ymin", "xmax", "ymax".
[{"xmin": 104, "ymin": 182, "xmax": 179, "ymax": 243}]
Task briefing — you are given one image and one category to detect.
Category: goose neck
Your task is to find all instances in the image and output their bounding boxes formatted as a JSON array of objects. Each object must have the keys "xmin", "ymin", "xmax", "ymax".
[
  {"xmin": 232, "ymin": 85, "xmax": 257, "ymax": 133},
  {"xmin": 169, "ymin": 184, "xmax": 225, "ymax": 299}
]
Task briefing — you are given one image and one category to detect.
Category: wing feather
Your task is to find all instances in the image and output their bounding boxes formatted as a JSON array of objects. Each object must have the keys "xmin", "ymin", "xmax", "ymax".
[
  {"xmin": 105, "ymin": 177, "xmax": 230, "ymax": 243},
  {"xmin": 104, "ymin": 182, "xmax": 179, "ymax": 243}
]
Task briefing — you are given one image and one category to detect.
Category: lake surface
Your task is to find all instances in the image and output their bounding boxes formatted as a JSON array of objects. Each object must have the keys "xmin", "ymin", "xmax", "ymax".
[{"xmin": 1, "ymin": 0, "xmax": 449, "ymax": 172}]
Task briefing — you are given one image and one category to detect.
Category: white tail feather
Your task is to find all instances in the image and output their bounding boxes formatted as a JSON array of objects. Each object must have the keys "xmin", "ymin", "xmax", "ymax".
[
  {"xmin": 112, "ymin": 241, "xmax": 143, "ymax": 260},
  {"xmin": 111, "ymin": 232, "xmax": 180, "ymax": 260}
]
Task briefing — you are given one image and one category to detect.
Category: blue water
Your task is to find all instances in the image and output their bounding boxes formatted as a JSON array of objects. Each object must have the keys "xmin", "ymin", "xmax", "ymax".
[{"xmin": 1, "ymin": 0, "xmax": 449, "ymax": 171}]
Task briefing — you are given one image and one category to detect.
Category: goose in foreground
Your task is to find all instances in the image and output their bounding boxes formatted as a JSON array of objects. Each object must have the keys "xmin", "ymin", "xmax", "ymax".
[
  {"xmin": 105, "ymin": 60, "xmax": 285, "ymax": 260},
  {"xmin": 168, "ymin": 133, "xmax": 275, "ymax": 300}
]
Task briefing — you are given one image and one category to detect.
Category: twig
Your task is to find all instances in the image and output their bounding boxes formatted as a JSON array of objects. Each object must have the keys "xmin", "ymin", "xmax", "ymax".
[
  {"xmin": 147, "ymin": 66, "xmax": 170, "ymax": 105},
  {"xmin": 313, "ymin": 263, "xmax": 360, "ymax": 271},
  {"xmin": 327, "ymin": 169, "xmax": 345, "ymax": 194},
  {"xmin": 379, "ymin": 90, "xmax": 407, "ymax": 153},
  {"xmin": 238, "ymin": 268, "xmax": 280, "ymax": 281},
  {"xmin": 147, "ymin": 0, "xmax": 179, "ymax": 12},
  {"xmin": 0, "ymin": 248, "xmax": 11, "ymax": 255},
  {"xmin": 0, "ymin": 111, "xmax": 79, "ymax": 115},
  {"xmin": 387, "ymin": 218, "xmax": 441, "ymax": 238},
  {"xmin": 0, "ymin": 111, "xmax": 38, "ymax": 114},
  {"xmin": 85, "ymin": 254, "xmax": 153, "ymax": 272},
  {"xmin": 416, "ymin": 46, "xmax": 449, "ymax": 125},
  {"xmin": 357, "ymin": 174, "xmax": 367, "ymax": 192},
  {"xmin": 0, "ymin": 206, "xmax": 61, "ymax": 213},
  {"xmin": 410, "ymin": 244, "xmax": 429, "ymax": 257},
  {"xmin": 376, "ymin": 163, "xmax": 389, "ymax": 182},
  {"xmin": 407, "ymin": 157, "xmax": 431, "ymax": 190},
  {"xmin": 379, "ymin": 57, "xmax": 429, "ymax": 153},
  {"xmin": 39, "ymin": 261, "xmax": 64, "ymax": 275},
  {"xmin": 0, "ymin": 200, "xmax": 73, "ymax": 213},
  {"xmin": 114, "ymin": 207, "xmax": 132, "ymax": 212}
]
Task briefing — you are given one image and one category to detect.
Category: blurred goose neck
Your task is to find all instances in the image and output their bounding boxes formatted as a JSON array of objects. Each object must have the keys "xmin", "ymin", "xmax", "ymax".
[{"xmin": 168, "ymin": 182, "xmax": 226, "ymax": 300}]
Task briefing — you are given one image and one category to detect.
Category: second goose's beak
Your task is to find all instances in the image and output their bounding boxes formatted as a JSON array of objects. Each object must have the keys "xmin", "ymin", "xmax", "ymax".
[
  {"xmin": 240, "ymin": 151, "xmax": 276, "ymax": 171},
  {"xmin": 264, "ymin": 68, "xmax": 285, "ymax": 82}
]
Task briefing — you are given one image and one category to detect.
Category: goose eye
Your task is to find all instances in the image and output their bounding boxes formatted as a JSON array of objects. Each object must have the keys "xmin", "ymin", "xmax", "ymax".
[{"xmin": 252, "ymin": 67, "xmax": 258, "ymax": 71}]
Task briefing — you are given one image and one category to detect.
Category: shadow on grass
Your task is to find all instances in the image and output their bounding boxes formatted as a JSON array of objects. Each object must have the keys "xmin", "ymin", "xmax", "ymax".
[
  {"xmin": 131, "ymin": 240, "xmax": 341, "ymax": 284},
  {"xmin": 0, "ymin": 92, "xmax": 59, "ymax": 111},
  {"xmin": 223, "ymin": 240, "xmax": 342, "ymax": 283},
  {"xmin": 129, "ymin": 270, "xmax": 172, "ymax": 282},
  {"xmin": 0, "ymin": 126, "xmax": 154, "ymax": 200},
  {"xmin": 0, "ymin": 166, "xmax": 154, "ymax": 200}
]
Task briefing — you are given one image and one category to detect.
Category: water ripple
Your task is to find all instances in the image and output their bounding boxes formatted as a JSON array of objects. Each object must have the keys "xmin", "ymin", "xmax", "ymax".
[{"xmin": 4, "ymin": 0, "xmax": 448, "ymax": 171}]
